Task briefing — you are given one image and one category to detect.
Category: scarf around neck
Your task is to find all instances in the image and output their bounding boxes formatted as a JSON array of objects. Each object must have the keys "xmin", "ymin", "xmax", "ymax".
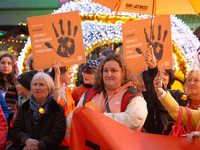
[{"xmin": 29, "ymin": 94, "xmax": 53, "ymax": 121}]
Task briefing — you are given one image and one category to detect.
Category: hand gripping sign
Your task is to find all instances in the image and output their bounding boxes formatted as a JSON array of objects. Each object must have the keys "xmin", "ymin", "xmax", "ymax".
[{"xmin": 27, "ymin": 11, "xmax": 86, "ymax": 70}]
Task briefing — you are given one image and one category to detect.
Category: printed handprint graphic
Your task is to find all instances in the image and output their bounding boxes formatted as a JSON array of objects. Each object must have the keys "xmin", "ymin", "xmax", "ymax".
[
  {"xmin": 45, "ymin": 19, "xmax": 78, "ymax": 57},
  {"xmin": 135, "ymin": 25, "xmax": 168, "ymax": 62}
]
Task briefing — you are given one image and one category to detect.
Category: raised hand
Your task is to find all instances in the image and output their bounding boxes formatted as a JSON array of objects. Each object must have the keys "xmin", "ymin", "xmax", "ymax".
[
  {"xmin": 153, "ymin": 72, "xmax": 164, "ymax": 97},
  {"xmin": 144, "ymin": 45, "xmax": 157, "ymax": 69}
]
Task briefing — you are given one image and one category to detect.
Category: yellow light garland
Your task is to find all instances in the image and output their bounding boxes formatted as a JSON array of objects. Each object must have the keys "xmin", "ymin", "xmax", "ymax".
[{"xmin": 172, "ymin": 41, "xmax": 189, "ymax": 77}]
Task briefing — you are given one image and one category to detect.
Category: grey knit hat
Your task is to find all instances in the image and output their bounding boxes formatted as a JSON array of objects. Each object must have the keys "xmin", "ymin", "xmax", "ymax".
[{"xmin": 82, "ymin": 60, "xmax": 100, "ymax": 72}]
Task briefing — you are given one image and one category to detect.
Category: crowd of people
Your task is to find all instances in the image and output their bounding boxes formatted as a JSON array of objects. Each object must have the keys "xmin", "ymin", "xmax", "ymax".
[{"xmin": 0, "ymin": 47, "xmax": 200, "ymax": 150}]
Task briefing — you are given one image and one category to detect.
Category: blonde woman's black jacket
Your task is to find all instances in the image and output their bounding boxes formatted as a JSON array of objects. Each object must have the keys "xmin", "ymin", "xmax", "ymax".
[{"xmin": 10, "ymin": 99, "xmax": 66, "ymax": 150}]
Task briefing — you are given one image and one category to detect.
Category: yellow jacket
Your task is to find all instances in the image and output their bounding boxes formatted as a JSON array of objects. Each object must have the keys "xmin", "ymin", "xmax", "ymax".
[
  {"xmin": 171, "ymin": 70, "xmax": 185, "ymax": 91},
  {"xmin": 159, "ymin": 91, "xmax": 200, "ymax": 131}
]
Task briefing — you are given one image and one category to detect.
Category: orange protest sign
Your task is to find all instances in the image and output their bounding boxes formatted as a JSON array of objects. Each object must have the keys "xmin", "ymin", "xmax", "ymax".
[
  {"xmin": 27, "ymin": 11, "xmax": 86, "ymax": 70},
  {"xmin": 122, "ymin": 15, "xmax": 172, "ymax": 74},
  {"xmin": 70, "ymin": 107, "xmax": 200, "ymax": 150}
]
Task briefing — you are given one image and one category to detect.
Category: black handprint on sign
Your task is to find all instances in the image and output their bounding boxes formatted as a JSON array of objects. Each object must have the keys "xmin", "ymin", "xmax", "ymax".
[
  {"xmin": 135, "ymin": 25, "xmax": 168, "ymax": 62},
  {"xmin": 45, "ymin": 19, "xmax": 78, "ymax": 58}
]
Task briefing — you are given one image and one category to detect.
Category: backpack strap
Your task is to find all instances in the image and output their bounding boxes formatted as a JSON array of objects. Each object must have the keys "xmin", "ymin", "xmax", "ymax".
[
  {"xmin": 184, "ymin": 106, "xmax": 191, "ymax": 133},
  {"xmin": 103, "ymin": 89, "xmax": 111, "ymax": 113},
  {"xmin": 121, "ymin": 86, "xmax": 141, "ymax": 112},
  {"xmin": 83, "ymin": 89, "xmax": 99, "ymax": 106}
]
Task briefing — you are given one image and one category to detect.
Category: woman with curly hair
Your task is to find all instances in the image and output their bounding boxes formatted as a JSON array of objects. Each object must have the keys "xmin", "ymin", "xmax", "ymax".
[{"xmin": 67, "ymin": 53, "xmax": 147, "ymax": 131}]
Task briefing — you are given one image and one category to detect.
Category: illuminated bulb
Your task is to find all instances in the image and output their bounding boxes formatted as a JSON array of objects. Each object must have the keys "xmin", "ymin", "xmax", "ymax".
[{"xmin": 39, "ymin": 108, "xmax": 44, "ymax": 114}]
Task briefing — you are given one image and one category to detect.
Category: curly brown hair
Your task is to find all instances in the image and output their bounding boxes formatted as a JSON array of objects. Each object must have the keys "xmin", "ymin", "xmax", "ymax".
[{"xmin": 93, "ymin": 53, "xmax": 134, "ymax": 93}]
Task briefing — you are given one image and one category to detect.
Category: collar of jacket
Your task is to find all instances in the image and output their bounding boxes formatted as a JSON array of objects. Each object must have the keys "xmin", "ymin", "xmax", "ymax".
[{"xmin": 21, "ymin": 99, "xmax": 60, "ymax": 111}]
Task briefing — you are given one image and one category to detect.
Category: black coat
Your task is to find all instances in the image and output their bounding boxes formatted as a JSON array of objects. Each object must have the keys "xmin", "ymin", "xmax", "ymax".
[
  {"xmin": 142, "ymin": 66, "xmax": 189, "ymax": 135},
  {"xmin": 10, "ymin": 99, "xmax": 66, "ymax": 150}
]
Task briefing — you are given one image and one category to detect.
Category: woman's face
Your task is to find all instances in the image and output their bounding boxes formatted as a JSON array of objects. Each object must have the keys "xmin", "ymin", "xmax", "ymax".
[
  {"xmin": 60, "ymin": 67, "xmax": 73, "ymax": 85},
  {"xmin": 161, "ymin": 71, "xmax": 169, "ymax": 88},
  {"xmin": 103, "ymin": 60, "xmax": 123, "ymax": 91},
  {"xmin": 186, "ymin": 73, "xmax": 200, "ymax": 97},
  {"xmin": 31, "ymin": 78, "xmax": 49, "ymax": 103},
  {"xmin": 82, "ymin": 68, "xmax": 95, "ymax": 85},
  {"xmin": 0, "ymin": 57, "xmax": 13, "ymax": 75},
  {"xmin": 16, "ymin": 82, "xmax": 29, "ymax": 96}
]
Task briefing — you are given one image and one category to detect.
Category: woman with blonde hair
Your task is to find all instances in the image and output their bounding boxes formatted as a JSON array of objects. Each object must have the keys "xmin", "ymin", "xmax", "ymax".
[{"xmin": 154, "ymin": 69, "xmax": 200, "ymax": 143}]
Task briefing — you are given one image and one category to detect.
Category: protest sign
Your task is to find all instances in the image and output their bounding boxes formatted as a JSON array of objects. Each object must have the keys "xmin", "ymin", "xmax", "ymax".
[
  {"xmin": 70, "ymin": 107, "xmax": 200, "ymax": 150},
  {"xmin": 122, "ymin": 15, "xmax": 172, "ymax": 74},
  {"xmin": 27, "ymin": 11, "xmax": 86, "ymax": 70}
]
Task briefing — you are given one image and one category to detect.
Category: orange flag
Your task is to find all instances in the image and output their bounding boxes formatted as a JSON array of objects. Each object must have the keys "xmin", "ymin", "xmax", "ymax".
[{"xmin": 70, "ymin": 106, "xmax": 200, "ymax": 150}]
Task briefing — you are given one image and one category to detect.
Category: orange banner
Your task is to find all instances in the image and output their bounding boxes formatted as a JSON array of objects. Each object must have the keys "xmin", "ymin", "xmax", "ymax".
[
  {"xmin": 27, "ymin": 11, "xmax": 86, "ymax": 70},
  {"xmin": 122, "ymin": 15, "xmax": 172, "ymax": 74},
  {"xmin": 70, "ymin": 107, "xmax": 200, "ymax": 150}
]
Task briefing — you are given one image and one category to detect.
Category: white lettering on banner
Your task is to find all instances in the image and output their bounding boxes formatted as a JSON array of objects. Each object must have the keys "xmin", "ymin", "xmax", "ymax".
[
  {"xmin": 34, "ymin": 38, "xmax": 52, "ymax": 43},
  {"xmin": 78, "ymin": 56, "xmax": 82, "ymax": 60},
  {"xmin": 126, "ymin": 54, "xmax": 142, "ymax": 59},
  {"xmin": 165, "ymin": 61, "xmax": 169, "ymax": 66},
  {"xmin": 125, "ymin": 34, "xmax": 135, "ymax": 38},
  {"xmin": 33, "ymin": 33, "xmax": 46, "ymax": 38},
  {"xmin": 126, "ymin": 38, "xmax": 137, "ymax": 43},
  {"xmin": 35, "ymin": 48, "xmax": 52, "ymax": 53},
  {"xmin": 131, "ymin": 43, "xmax": 142, "ymax": 48},
  {"xmin": 35, "ymin": 44, "xmax": 42, "ymax": 48},
  {"xmin": 126, "ymin": 50, "xmax": 133, "ymax": 54},
  {"xmin": 32, "ymin": 24, "xmax": 43, "ymax": 28}
]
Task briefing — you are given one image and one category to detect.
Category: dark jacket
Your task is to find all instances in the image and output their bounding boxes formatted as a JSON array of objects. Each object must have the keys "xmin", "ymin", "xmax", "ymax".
[
  {"xmin": 142, "ymin": 66, "xmax": 188, "ymax": 135},
  {"xmin": 10, "ymin": 99, "xmax": 66, "ymax": 150}
]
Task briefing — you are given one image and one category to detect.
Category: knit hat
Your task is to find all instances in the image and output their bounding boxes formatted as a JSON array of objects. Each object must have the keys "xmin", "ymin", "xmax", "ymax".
[
  {"xmin": 82, "ymin": 60, "xmax": 100, "ymax": 72},
  {"xmin": 17, "ymin": 70, "xmax": 38, "ymax": 91}
]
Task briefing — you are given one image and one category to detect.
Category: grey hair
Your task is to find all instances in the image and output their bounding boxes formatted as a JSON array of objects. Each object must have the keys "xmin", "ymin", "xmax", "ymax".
[{"xmin": 31, "ymin": 72, "xmax": 55, "ymax": 94}]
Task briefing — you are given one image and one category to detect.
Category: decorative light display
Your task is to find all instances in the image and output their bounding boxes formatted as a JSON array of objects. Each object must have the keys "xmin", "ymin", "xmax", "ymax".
[{"xmin": 18, "ymin": 0, "xmax": 200, "ymax": 88}]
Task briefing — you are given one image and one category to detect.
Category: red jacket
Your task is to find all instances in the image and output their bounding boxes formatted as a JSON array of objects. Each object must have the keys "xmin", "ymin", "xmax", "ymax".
[{"xmin": 0, "ymin": 105, "xmax": 8, "ymax": 150}]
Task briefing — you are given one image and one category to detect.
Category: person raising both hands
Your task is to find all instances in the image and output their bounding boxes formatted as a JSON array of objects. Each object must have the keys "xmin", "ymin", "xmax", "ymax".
[{"xmin": 142, "ymin": 45, "xmax": 189, "ymax": 135}]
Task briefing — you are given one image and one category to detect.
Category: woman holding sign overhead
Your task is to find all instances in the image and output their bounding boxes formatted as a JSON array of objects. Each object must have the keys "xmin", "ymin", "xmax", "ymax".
[
  {"xmin": 67, "ymin": 53, "xmax": 147, "ymax": 131},
  {"xmin": 142, "ymin": 46, "xmax": 190, "ymax": 135},
  {"xmin": 51, "ymin": 61, "xmax": 75, "ymax": 150}
]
